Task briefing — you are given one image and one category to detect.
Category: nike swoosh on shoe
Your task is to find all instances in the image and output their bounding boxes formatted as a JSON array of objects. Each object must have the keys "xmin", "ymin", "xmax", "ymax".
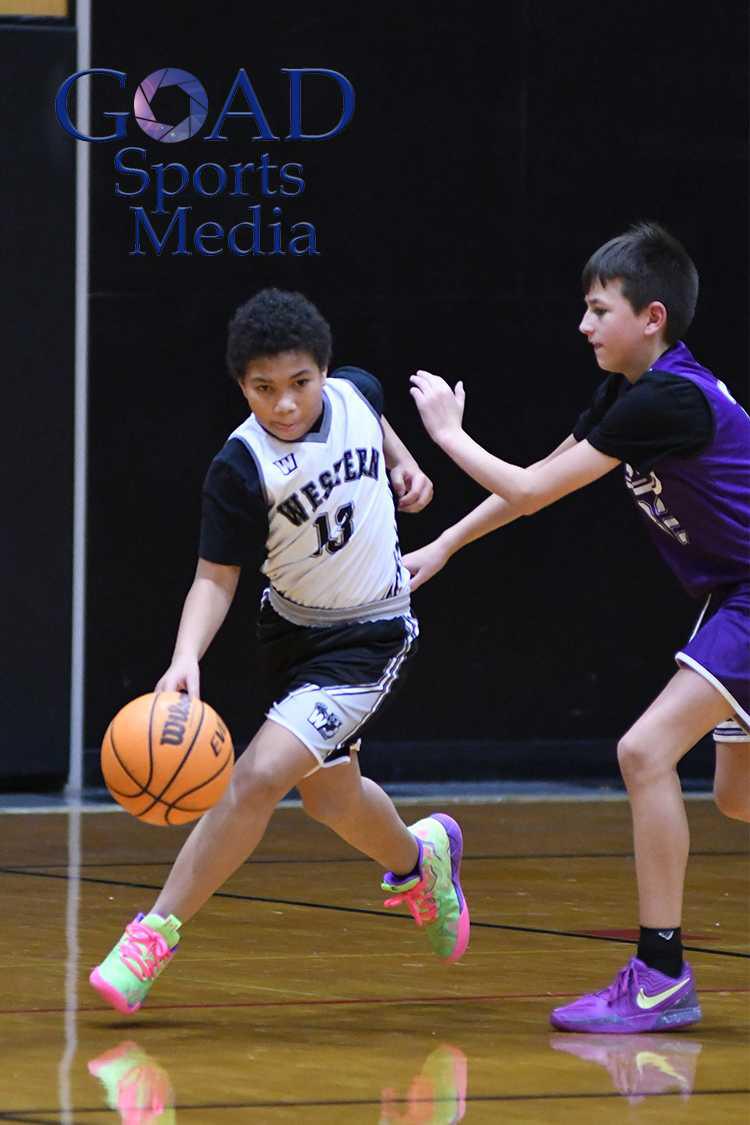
[{"xmin": 636, "ymin": 977, "xmax": 690, "ymax": 1010}]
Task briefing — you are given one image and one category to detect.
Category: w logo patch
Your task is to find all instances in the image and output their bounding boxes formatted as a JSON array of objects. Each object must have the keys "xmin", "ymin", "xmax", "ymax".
[
  {"xmin": 273, "ymin": 453, "xmax": 298, "ymax": 476},
  {"xmin": 307, "ymin": 702, "xmax": 342, "ymax": 740}
]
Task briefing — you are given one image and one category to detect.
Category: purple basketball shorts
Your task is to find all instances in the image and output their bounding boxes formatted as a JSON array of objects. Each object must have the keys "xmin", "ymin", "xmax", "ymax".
[{"xmin": 676, "ymin": 581, "xmax": 750, "ymax": 742}]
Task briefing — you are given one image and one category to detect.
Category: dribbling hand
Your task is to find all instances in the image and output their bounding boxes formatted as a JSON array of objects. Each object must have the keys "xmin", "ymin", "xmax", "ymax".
[{"xmin": 155, "ymin": 655, "xmax": 200, "ymax": 699}]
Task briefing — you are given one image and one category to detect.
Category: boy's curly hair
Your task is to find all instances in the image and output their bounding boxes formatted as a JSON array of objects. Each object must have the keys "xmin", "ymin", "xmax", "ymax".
[{"xmin": 226, "ymin": 288, "xmax": 332, "ymax": 381}]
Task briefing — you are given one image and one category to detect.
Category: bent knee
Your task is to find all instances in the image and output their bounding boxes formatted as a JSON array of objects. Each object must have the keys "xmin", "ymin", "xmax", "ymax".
[
  {"xmin": 230, "ymin": 759, "xmax": 288, "ymax": 809},
  {"xmin": 616, "ymin": 733, "xmax": 680, "ymax": 785},
  {"xmin": 616, "ymin": 734, "xmax": 653, "ymax": 781},
  {"xmin": 302, "ymin": 795, "xmax": 333, "ymax": 825},
  {"xmin": 302, "ymin": 789, "xmax": 350, "ymax": 827},
  {"xmin": 714, "ymin": 786, "xmax": 750, "ymax": 822},
  {"xmin": 301, "ymin": 768, "xmax": 362, "ymax": 827}
]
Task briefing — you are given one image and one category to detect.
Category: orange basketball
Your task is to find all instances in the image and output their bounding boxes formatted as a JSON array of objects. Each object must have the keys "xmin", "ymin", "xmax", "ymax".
[{"xmin": 101, "ymin": 691, "xmax": 234, "ymax": 826}]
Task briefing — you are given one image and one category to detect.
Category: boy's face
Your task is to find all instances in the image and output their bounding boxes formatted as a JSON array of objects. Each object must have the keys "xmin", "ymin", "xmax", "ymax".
[
  {"xmin": 239, "ymin": 350, "xmax": 327, "ymax": 442},
  {"xmin": 579, "ymin": 278, "xmax": 667, "ymax": 381}
]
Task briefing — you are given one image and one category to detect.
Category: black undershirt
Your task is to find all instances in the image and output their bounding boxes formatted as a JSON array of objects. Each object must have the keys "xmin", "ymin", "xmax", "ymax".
[{"xmin": 574, "ymin": 369, "xmax": 713, "ymax": 473}]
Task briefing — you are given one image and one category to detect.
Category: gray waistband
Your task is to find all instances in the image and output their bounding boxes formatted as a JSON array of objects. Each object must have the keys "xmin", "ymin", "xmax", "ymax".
[{"xmin": 268, "ymin": 585, "xmax": 411, "ymax": 627}]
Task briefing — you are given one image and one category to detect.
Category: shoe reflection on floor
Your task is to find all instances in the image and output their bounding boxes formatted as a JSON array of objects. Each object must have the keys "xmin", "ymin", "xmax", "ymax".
[
  {"xmin": 88, "ymin": 1039, "xmax": 176, "ymax": 1125},
  {"xmin": 379, "ymin": 1043, "xmax": 468, "ymax": 1124},
  {"xmin": 550, "ymin": 1033, "xmax": 703, "ymax": 1104}
]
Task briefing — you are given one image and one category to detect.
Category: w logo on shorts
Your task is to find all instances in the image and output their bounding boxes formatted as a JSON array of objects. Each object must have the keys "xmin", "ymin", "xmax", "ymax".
[{"xmin": 307, "ymin": 702, "xmax": 342, "ymax": 739}]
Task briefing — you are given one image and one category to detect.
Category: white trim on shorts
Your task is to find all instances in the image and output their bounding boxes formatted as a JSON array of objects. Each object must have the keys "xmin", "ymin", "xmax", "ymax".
[
  {"xmin": 686, "ymin": 593, "xmax": 712, "ymax": 641},
  {"xmin": 674, "ymin": 652, "xmax": 750, "ymax": 740},
  {"xmin": 712, "ymin": 722, "xmax": 750, "ymax": 744},
  {"xmin": 675, "ymin": 590, "xmax": 750, "ymax": 742},
  {"xmin": 316, "ymin": 614, "xmax": 419, "ymax": 746},
  {"xmin": 266, "ymin": 711, "xmax": 361, "ymax": 777},
  {"xmin": 265, "ymin": 614, "xmax": 418, "ymax": 773}
]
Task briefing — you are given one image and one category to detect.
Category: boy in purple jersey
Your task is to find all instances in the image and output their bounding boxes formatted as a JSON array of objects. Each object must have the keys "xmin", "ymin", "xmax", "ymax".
[{"xmin": 404, "ymin": 222, "xmax": 750, "ymax": 1033}]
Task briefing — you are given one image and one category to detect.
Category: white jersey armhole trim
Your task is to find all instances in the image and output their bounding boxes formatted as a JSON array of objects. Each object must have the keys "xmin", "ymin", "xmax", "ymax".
[{"xmin": 332, "ymin": 375, "xmax": 384, "ymax": 430}]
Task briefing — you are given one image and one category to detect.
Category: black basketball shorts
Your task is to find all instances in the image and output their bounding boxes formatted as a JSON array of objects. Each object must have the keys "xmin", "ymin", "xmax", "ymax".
[{"xmin": 257, "ymin": 599, "xmax": 419, "ymax": 771}]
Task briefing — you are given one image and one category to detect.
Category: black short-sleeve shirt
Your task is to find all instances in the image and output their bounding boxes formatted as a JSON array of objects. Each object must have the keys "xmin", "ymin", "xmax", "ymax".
[
  {"xmin": 574, "ymin": 369, "xmax": 713, "ymax": 473},
  {"xmin": 199, "ymin": 366, "xmax": 384, "ymax": 568}
]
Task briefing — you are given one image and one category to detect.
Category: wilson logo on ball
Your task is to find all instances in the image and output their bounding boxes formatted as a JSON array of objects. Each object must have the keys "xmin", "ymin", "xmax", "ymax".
[{"xmin": 159, "ymin": 694, "xmax": 192, "ymax": 745}]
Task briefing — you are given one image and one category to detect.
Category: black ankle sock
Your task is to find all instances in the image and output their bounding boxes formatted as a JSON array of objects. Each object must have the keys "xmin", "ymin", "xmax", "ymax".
[{"xmin": 637, "ymin": 926, "xmax": 683, "ymax": 978}]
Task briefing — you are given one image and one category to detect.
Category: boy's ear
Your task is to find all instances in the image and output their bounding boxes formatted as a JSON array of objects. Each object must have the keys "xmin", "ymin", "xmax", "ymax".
[{"xmin": 644, "ymin": 300, "xmax": 668, "ymax": 336}]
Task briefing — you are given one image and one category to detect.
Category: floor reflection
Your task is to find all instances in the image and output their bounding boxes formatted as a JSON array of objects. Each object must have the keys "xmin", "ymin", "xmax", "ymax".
[
  {"xmin": 379, "ymin": 1043, "xmax": 467, "ymax": 1124},
  {"xmin": 549, "ymin": 1033, "xmax": 703, "ymax": 1103},
  {"xmin": 88, "ymin": 1040, "xmax": 176, "ymax": 1124},
  {"xmin": 87, "ymin": 1039, "xmax": 467, "ymax": 1123},
  {"xmin": 59, "ymin": 807, "xmax": 82, "ymax": 1125}
]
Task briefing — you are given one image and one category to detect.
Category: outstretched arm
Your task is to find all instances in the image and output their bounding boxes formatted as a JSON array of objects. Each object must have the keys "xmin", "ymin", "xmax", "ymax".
[
  {"xmin": 404, "ymin": 434, "xmax": 579, "ymax": 589},
  {"xmin": 410, "ymin": 370, "xmax": 619, "ymax": 513},
  {"xmin": 156, "ymin": 559, "xmax": 241, "ymax": 698},
  {"xmin": 381, "ymin": 415, "xmax": 434, "ymax": 513}
]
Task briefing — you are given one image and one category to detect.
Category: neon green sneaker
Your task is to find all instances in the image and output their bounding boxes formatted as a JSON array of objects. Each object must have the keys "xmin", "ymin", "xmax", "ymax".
[
  {"xmin": 89, "ymin": 912, "xmax": 181, "ymax": 1015},
  {"xmin": 88, "ymin": 1038, "xmax": 176, "ymax": 1124},
  {"xmin": 382, "ymin": 813, "xmax": 470, "ymax": 963},
  {"xmin": 380, "ymin": 1043, "xmax": 468, "ymax": 1124}
]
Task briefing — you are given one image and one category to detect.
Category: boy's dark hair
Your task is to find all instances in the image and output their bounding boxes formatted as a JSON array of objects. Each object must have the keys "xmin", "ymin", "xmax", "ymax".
[
  {"xmin": 226, "ymin": 288, "xmax": 333, "ymax": 381},
  {"xmin": 582, "ymin": 221, "xmax": 699, "ymax": 343}
]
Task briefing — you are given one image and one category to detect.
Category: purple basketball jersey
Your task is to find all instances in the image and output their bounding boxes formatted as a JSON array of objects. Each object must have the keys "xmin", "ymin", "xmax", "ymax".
[{"xmin": 624, "ymin": 343, "xmax": 750, "ymax": 598}]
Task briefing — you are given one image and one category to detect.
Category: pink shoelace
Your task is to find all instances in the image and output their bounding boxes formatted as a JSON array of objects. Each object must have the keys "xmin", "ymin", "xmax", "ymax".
[
  {"xmin": 383, "ymin": 878, "xmax": 437, "ymax": 927},
  {"xmin": 119, "ymin": 921, "xmax": 171, "ymax": 982}
]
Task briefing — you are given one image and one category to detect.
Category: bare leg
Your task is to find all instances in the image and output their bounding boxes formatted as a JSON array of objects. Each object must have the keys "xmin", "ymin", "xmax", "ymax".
[
  {"xmin": 298, "ymin": 754, "xmax": 418, "ymax": 873},
  {"xmin": 151, "ymin": 720, "xmax": 315, "ymax": 923},
  {"xmin": 617, "ymin": 667, "xmax": 731, "ymax": 927},
  {"xmin": 714, "ymin": 741, "xmax": 750, "ymax": 821}
]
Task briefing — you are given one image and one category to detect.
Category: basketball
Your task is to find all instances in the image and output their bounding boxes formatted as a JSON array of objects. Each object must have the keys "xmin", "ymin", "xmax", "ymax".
[{"xmin": 101, "ymin": 692, "xmax": 234, "ymax": 826}]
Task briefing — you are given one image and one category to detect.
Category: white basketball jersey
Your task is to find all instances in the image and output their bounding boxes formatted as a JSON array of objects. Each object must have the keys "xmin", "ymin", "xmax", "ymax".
[{"xmin": 229, "ymin": 377, "xmax": 410, "ymax": 626}]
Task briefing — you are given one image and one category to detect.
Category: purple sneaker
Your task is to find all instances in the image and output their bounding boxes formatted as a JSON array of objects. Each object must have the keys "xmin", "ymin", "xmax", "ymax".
[
  {"xmin": 550, "ymin": 958, "xmax": 701, "ymax": 1034},
  {"xmin": 550, "ymin": 1033, "xmax": 702, "ymax": 1103}
]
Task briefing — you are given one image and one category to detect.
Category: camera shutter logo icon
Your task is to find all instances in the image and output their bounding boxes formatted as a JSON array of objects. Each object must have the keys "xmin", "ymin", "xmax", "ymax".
[{"xmin": 133, "ymin": 68, "xmax": 209, "ymax": 143}]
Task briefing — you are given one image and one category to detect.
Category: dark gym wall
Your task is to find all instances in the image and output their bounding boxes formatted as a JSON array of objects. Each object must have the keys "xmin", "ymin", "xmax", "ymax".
[
  {"xmin": 80, "ymin": 4, "xmax": 746, "ymax": 767},
  {"xmin": 2, "ymin": 22, "xmax": 75, "ymax": 783}
]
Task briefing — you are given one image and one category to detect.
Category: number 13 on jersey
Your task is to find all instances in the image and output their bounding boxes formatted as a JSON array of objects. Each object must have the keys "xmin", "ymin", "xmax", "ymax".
[{"xmin": 313, "ymin": 502, "xmax": 355, "ymax": 555}]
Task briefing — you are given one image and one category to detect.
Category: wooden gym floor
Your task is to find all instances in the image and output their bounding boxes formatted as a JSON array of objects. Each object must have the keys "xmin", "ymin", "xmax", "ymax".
[{"xmin": 1, "ymin": 794, "xmax": 748, "ymax": 1123}]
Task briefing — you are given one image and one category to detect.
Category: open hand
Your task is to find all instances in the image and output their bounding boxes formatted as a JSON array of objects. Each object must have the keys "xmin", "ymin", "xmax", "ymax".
[{"xmin": 410, "ymin": 370, "xmax": 465, "ymax": 446}]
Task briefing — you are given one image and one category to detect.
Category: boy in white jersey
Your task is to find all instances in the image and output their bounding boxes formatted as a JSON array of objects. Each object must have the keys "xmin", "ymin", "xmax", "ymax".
[{"xmin": 90, "ymin": 289, "xmax": 470, "ymax": 1015}]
